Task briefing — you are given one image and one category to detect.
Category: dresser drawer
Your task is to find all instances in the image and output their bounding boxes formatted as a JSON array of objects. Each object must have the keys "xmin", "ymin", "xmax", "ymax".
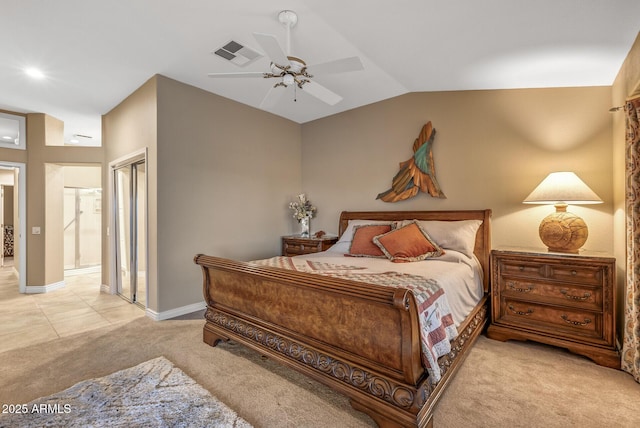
[
  {"xmin": 499, "ymin": 298, "xmax": 603, "ymax": 341},
  {"xmin": 500, "ymin": 260, "xmax": 604, "ymax": 287},
  {"xmin": 500, "ymin": 278, "xmax": 602, "ymax": 311},
  {"xmin": 488, "ymin": 249, "xmax": 618, "ymax": 368}
]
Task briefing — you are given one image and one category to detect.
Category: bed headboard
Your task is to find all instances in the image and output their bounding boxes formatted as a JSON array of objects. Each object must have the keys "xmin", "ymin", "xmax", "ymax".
[{"xmin": 338, "ymin": 210, "xmax": 492, "ymax": 292}]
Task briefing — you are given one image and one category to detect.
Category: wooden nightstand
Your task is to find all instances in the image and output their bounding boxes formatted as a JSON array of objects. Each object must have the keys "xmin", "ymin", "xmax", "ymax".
[
  {"xmin": 282, "ymin": 235, "xmax": 338, "ymax": 257},
  {"xmin": 487, "ymin": 248, "xmax": 620, "ymax": 368}
]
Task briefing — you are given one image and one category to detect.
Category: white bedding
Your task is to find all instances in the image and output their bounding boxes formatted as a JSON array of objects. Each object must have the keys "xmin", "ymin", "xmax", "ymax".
[{"xmin": 294, "ymin": 241, "xmax": 484, "ymax": 327}]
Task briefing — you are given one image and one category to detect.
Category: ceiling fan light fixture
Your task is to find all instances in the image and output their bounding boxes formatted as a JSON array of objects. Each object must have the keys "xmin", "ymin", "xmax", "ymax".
[{"xmin": 282, "ymin": 74, "xmax": 295, "ymax": 86}]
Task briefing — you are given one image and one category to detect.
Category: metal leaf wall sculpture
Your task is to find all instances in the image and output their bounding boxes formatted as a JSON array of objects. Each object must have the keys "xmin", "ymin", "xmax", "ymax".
[{"xmin": 376, "ymin": 121, "xmax": 446, "ymax": 202}]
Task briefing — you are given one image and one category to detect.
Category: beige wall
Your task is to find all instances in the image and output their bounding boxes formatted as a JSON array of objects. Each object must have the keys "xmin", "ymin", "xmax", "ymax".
[
  {"xmin": 103, "ymin": 76, "xmax": 158, "ymax": 309},
  {"xmin": 3, "ymin": 186, "xmax": 13, "ymax": 226},
  {"xmin": 0, "ymin": 170, "xmax": 14, "ymax": 185},
  {"xmin": 44, "ymin": 163, "xmax": 64, "ymax": 285},
  {"xmin": 43, "ymin": 115, "xmax": 64, "ymax": 146},
  {"xmin": 103, "ymin": 75, "xmax": 302, "ymax": 314},
  {"xmin": 64, "ymin": 165, "xmax": 102, "ymax": 188},
  {"xmin": 155, "ymin": 75, "xmax": 301, "ymax": 312},
  {"xmin": 301, "ymin": 87, "xmax": 613, "ymax": 253},
  {"xmin": 612, "ymin": 31, "xmax": 640, "ymax": 341}
]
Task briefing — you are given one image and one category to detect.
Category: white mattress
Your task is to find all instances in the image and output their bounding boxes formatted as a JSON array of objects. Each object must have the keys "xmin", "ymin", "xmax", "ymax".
[{"xmin": 294, "ymin": 241, "xmax": 484, "ymax": 327}]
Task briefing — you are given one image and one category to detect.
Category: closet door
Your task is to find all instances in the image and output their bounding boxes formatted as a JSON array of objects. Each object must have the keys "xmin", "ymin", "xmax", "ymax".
[{"xmin": 113, "ymin": 159, "xmax": 146, "ymax": 307}]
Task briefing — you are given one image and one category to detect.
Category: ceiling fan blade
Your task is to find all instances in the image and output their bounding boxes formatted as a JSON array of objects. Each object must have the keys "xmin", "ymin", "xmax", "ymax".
[
  {"xmin": 301, "ymin": 81, "xmax": 343, "ymax": 106},
  {"xmin": 253, "ymin": 32, "xmax": 289, "ymax": 66},
  {"xmin": 259, "ymin": 84, "xmax": 287, "ymax": 110},
  {"xmin": 308, "ymin": 56, "xmax": 364, "ymax": 75},
  {"xmin": 207, "ymin": 72, "xmax": 266, "ymax": 78}
]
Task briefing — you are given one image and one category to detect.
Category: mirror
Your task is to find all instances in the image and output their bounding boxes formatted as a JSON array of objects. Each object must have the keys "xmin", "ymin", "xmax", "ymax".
[{"xmin": 0, "ymin": 112, "xmax": 26, "ymax": 150}]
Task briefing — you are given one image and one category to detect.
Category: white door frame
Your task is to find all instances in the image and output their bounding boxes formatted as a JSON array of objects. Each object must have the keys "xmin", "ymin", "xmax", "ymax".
[{"xmin": 0, "ymin": 161, "xmax": 27, "ymax": 293}]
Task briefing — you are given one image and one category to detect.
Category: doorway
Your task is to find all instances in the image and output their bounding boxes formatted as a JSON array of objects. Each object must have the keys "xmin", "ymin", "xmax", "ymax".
[
  {"xmin": 62, "ymin": 165, "xmax": 102, "ymax": 273},
  {"xmin": 0, "ymin": 162, "xmax": 26, "ymax": 293},
  {"xmin": 112, "ymin": 151, "xmax": 147, "ymax": 308}
]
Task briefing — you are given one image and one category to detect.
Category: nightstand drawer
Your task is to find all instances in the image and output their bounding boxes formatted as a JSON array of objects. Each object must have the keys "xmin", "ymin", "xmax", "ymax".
[
  {"xmin": 281, "ymin": 236, "xmax": 338, "ymax": 257},
  {"xmin": 501, "ymin": 278, "xmax": 602, "ymax": 310},
  {"xmin": 284, "ymin": 241, "xmax": 321, "ymax": 254},
  {"xmin": 500, "ymin": 298, "xmax": 602, "ymax": 341},
  {"xmin": 500, "ymin": 260, "xmax": 604, "ymax": 287}
]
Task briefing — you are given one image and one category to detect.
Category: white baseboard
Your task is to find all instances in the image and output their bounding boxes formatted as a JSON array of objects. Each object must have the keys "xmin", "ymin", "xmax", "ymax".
[
  {"xmin": 145, "ymin": 301, "xmax": 206, "ymax": 321},
  {"xmin": 25, "ymin": 280, "xmax": 65, "ymax": 294}
]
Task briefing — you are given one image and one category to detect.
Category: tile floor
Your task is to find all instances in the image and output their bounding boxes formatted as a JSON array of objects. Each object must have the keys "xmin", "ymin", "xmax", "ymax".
[{"xmin": 0, "ymin": 258, "xmax": 145, "ymax": 354}]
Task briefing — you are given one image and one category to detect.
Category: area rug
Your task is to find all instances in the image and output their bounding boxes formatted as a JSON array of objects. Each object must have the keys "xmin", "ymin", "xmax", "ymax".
[{"xmin": 0, "ymin": 356, "xmax": 253, "ymax": 428}]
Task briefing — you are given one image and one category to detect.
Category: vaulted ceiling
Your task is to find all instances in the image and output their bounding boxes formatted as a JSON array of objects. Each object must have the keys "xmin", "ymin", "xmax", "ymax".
[{"xmin": 1, "ymin": 1, "xmax": 639, "ymax": 146}]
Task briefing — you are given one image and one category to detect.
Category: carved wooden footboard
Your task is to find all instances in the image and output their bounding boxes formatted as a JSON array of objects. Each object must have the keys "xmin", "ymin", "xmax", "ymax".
[{"xmin": 195, "ymin": 210, "xmax": 491, "ymax": 427}]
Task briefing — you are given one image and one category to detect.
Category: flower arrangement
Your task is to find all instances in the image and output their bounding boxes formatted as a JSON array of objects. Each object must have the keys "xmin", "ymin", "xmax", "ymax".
[{"xmin": 289, "ymin": 193, "xmax": 317, "ymax": 222}]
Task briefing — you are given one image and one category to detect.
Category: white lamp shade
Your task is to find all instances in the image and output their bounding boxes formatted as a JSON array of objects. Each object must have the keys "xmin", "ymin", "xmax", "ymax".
[{"xmin": 523, "ymin": 172, "xmax": 603, "ymax": 205}]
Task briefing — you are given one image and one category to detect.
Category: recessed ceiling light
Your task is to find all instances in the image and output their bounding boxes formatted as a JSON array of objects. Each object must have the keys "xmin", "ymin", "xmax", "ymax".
[
  {"xmin": 25, "ymin": 67, "xmax": 45, "ymax": 79},
  {"xmin": 2, "ymin": 136, "xmax": 12, "ymax": 140},
  {"xmin": 69, "ymin": 139, "xmax": 79, "ymax": 144}
]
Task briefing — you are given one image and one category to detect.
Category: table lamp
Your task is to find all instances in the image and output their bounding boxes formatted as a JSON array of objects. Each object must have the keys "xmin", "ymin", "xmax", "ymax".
[{"xmin": 523, "ymin": 172, "xmax": 602, "ymax": 253}]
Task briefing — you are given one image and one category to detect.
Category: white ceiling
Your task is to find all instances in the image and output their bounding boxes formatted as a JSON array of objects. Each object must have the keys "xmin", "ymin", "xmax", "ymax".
[{"xmin": 1, "ymin": 0, "xmax": 639, "ymax": 146}]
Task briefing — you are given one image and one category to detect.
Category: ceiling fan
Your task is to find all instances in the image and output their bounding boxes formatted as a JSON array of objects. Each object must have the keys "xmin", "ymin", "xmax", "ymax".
[{"xmin": 207, "ymin": 10, "xmax": 364, "ymax": 107}]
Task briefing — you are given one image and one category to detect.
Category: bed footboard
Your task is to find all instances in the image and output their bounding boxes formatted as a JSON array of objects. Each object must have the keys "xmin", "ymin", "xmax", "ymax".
[{"xmin": 195, "ymin": 254, "xmax": 488, "ymax": 428}]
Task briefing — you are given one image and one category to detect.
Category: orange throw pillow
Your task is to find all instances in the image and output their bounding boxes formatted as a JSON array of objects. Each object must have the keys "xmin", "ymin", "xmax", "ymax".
[
  {"xmin": 373, "ymin": 222, "xmax": 444, "ymax": 263},
  {"xmin": 346, "ymin": 224, "xmax": 392, "ymax": 257}
]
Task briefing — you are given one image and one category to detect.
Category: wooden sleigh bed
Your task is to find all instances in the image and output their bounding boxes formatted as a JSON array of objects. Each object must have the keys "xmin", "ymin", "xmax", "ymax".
[{"xmin": 194, "ymin": 209, "xmax": 492, "ymax": 427}]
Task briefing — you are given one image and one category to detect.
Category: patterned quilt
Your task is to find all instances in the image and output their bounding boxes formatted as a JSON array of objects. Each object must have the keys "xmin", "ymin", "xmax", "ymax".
[{"xmin": 253, "ymin": 256, "xmax": 457, "ymax": 383}]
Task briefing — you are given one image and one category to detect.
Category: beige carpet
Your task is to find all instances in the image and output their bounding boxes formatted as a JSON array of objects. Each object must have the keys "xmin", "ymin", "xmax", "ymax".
[
  {"xmin": 0, "ymin": 356, "xmax": 252, "ymax": 427},
  {"xmin": 0, "ymin": 315, "xmax": 638, "ymax": 427}
]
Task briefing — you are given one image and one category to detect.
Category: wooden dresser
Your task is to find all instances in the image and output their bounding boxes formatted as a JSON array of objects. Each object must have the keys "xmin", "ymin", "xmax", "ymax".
[
  {"xmin": 281, "ymin": 235, "xmax": 338, "ymax": 257},
  {"xmin": 487, "ymin": 248, "xmax": 620, "ymax": 368}
]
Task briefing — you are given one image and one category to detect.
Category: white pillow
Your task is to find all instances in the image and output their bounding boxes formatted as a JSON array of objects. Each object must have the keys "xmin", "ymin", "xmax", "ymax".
[
  {"xmin": 397, "ymin": 219, "xmax": 482, "ymax": 258},
  {"xmin": 337, "ymin": 220, "xmax": 393, "ymax": 244}
]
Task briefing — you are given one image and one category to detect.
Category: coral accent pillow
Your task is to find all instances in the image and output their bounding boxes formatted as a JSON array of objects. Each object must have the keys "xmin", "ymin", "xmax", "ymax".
[
  {"xmin": 337, "ymin": 220, "xmax": 392, "ymax": 244},
  {"xmin": 373, "ymin": 222, "xmax": 444, "ymax": 263},
  {"xmin": 346, "ymin": 224, "xmax": 392, "ymax": 257}
]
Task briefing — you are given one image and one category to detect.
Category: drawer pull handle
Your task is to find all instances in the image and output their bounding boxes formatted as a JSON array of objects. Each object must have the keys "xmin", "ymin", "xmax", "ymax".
[
  {"xmin": 561, "ymin": 315, "xmax": 591, "ymax": 326},
  {"xmin": 507, "ymin": 282, "xmax": 534, "ymax": 293},
  {"xmin": 518, "ymin": 266, "xmax": 525, "ymax": 271},
  {"xmin": 508, "ymin": 305, "xmax": 533, "ymax": 316},
  {"xmin": 571, "ymin": 270, "xmax": 577, "ymax": 276},
  {"xmin": 560, "ymin": 289, "xmax": 591, "ymax": 301}
]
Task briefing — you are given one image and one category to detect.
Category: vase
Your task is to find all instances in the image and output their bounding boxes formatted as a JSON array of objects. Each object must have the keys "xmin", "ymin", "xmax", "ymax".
[{"xmin": 300, "ymin": 216, "xmax": 310, "ymax": 238}]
